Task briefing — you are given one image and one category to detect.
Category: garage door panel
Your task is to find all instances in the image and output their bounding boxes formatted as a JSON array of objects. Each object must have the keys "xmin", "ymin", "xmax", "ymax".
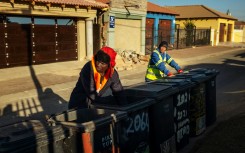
[
  {"xmin": 58, "ymin": 42, "xmax": 76, "ymax": 52},
  {"xmin": 34, "ymin": 36, "xmax": 55, "ymax": 43},
  {"xmin": 6, "ymin": 45, "xmax": 29, "ymax": 55},
  {"xmin": 57, "ymin": 36, "xmax": 76, "ymax": 42},
  {"xmin": 34, "ymin": 26, "xmax": 56, "ymax": 42},
  {"xmin": 56, "ymin": 26, "xmax": 77, "ymax": 61},
  {"xmin": 57, "ymin": 52, "xmax": 77, "ymax": 61},
  {"xmin": 57, "ymin": 44, "xmax": 77, "ymax": 61},
  {"xmin": 0, "ymin": 24, "xmax": 5, "ymax": 45},
  {"xmin": 5, "ymin": 24, "xmax": 31, "ymax": 67},
  {"xmin": 7, "ymin": 53, "xmax": 29, "ymax": 65},
  {"xmin": 7, "ymin": 36, "xmax": 29, "ymax": 44},
  {"xmin": 34, "ymin": 25, "xmax": 56, "ymax": 33},
  {"xmin": 33, "ymin": 25, "xmax": 56, "ymax": 64},
  {"xmin": 0, "ymin": 47, "xmax": 6, "ymax": 68},
  {"xmin": 34, "ymin": 44, "xmax": 55, "ymax": 52},
  {"xmin": 0, "ymin": 23, "xmax": 6, "ymax": 68},
  {"xmin": 6, "ymin": 24, "xmax": 29, "ymax": 32},
  {"xmin": 34, "ymin": 52, "xmax": 56, "ymax": 64},
  {"xmin": 57, "ymin": 26, "xmax": 76, "ymax": 38}
]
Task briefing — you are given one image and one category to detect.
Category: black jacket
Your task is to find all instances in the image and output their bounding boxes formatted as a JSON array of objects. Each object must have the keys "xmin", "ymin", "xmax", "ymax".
[{"xmin": 68, "ymin": 61, "xmax": 127, "ymax": 109}]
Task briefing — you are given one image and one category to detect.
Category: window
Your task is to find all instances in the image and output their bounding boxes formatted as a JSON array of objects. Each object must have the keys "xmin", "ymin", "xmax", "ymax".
[
  {"xmin": 34, "ymin": 18, "xmax": 55, "ymax": 25},
  {"xmin": 6, "ymin": 16, "xmax": 32, "ymax": 24}
]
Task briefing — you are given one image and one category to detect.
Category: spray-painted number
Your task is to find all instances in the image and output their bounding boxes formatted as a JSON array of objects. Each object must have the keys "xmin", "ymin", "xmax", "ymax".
[
  {"xmin": 126, "ymin": 112, "xmax": 149, "ymax": 134},
  {"xmin": 176, "ymin": 92, "xmax": 189, "ymax": 106},
  {"xmin": 177, "ymin": 125, "xmax": 189, "ymax": 143},
  {"xmin": 177, "ymin": 110, "xmax": 188, "ymax": 120}
]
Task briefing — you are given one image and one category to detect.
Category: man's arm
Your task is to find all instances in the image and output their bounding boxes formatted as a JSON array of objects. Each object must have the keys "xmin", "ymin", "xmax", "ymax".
[
  {"xmin": 110, "ymin": 70, "xmax": 128, "ymax": 105},
  {"xmin": 80, "ymin": 62, "xmax": 97, "ymax": 101},
  {"xmin": 166, "ymin": 53, "xmax": 181, "ymax": 71}
]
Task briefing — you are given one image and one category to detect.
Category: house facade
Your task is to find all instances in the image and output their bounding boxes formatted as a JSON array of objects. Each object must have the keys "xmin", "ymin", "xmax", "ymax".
[
  {"xmin": 97, "ymin": 0, "xmax": 147, "ymax": 55},
  {"xmin": 234, "ymin": 21, "xmax": 245, "ymax": 42},
  {"xmin": 168, "ymin": 5, "xmax": 237, "ymax": 46},
  {"xmin": 146, "ymin": 2, "xmax": 179, "ymax": 54},
  {"xmin": 0, "ymin": 0, "xmax": 107, "ymax": 68}
]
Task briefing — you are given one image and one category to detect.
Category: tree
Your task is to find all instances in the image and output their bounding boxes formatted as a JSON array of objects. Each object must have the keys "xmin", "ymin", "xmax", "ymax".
[{"xmin": 183, "ymin": 19, "xmax": 196, "ymax": 46}]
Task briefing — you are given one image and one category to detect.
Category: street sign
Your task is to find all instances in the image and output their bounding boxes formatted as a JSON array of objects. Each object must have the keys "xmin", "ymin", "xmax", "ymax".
[{"xmin": 110, "ymin": 16, "xmax": 115, "ymax": 28}]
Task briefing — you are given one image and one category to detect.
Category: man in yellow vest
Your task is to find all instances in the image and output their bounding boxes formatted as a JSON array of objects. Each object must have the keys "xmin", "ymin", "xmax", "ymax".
[{"xmin": 145, "ymin": 41, "xmax": 183, "ymax": 82}]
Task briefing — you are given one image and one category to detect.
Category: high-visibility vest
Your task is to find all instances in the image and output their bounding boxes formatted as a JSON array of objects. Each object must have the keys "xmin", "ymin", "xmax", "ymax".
[{"xmin": 145, "ymin": 50, "xmax": 173, "ymax": 81}]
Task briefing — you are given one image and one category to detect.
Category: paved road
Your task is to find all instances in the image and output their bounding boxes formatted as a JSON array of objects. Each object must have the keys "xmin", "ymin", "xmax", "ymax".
[{"xmin": 0, "ymin": 46, "xmax": 244, "ymax": 153}]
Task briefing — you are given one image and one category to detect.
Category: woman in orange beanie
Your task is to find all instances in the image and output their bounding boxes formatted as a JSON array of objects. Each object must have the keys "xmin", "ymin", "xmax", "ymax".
[{"xmin": 68, "ymin": 46, "xmax": 128, "ymax": 109}]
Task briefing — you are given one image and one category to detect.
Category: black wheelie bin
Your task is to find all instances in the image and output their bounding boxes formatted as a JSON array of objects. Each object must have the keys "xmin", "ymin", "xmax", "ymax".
[
  {"xmin": 92, "ymin": 96, "xmax": 154, "ymax": 153},
  {"xmin": 149, "ymin": 78, "xmax": 195, "ymax": 151},
  {"xmin": 47, "ymin": 108, "xmax": 127, "ymax": 153},
  {"xmin": 120, "ymin": 83, "xmax": 179, "ymax": 153},
  {"xmin": 0, "ymin": 120, "xmax": 72, "ymax": 153},
  {"xmin": 188, "ymin": 68, "xmax": 220, "ymax": 126},
  {"xmin": 175, "ymin": 72, "xmax": 209, "ymax": 136}
]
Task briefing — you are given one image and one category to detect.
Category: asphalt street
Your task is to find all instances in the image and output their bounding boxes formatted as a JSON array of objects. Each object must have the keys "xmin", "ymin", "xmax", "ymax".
[{"xmin": 0, "ymin": 45, "xmax": 244, "ymax": 153}]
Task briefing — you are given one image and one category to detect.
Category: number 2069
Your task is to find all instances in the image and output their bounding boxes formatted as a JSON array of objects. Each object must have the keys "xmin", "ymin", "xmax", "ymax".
[{"xmin": 126, "ymin": 112, "xmax": 149, "ymax": 134}]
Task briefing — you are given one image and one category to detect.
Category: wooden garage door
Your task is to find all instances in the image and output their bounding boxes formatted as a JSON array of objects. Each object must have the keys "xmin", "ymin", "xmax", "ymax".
[
  {"xmin": 0, "ymin": 16, "xmax": 77, "ymax": 69},
  {"xmin": 227, "ymin": 24, "xmax": 232, "ymax": 42},
  {"xmin": 219, "ymin": 23, "xmax": 225, "ymax": 42}
]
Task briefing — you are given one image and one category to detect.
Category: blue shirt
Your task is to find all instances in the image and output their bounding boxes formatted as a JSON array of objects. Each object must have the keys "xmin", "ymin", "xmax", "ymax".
[{"xmin": 149, "ymin": 49, "xmax": 181, "ymax": 75}]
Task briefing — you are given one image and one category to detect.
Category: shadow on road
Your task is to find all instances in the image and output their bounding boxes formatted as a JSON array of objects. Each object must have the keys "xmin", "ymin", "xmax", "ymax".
[{"xmin": 0, "ymin": 66, "xmax": 68, "ymax": 127}]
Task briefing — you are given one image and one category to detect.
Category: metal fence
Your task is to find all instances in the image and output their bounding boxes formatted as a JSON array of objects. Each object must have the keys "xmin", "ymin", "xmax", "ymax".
[
  {"xmin": 174, "ymin": 28, "xmax": 211, "ymax": 49},
  {"xmin": 145, "ymin": 26, "xmax": 174, "ymax": 55},
  {"xmin": 145, "ymin": 27, "xmax": 211, "ymax": 55}
]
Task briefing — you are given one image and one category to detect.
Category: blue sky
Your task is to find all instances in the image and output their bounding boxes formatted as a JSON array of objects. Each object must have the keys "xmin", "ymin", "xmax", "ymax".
[{"xmin": 149, "ymin": 0, "xmax": 245, "ymax": 21}]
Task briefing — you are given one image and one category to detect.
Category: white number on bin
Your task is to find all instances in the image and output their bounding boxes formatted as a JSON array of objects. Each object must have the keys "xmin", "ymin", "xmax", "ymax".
[
  {"xmin": 177, "ymin": 124, "xmax": 190, "ymax": 143},
  {"xmin": 176, "ymin": 92, "xmax": 189, "ymax": 107},
  {"xmin": 126, "ymin": 112, "xmax": 149, "ymax": 134}
]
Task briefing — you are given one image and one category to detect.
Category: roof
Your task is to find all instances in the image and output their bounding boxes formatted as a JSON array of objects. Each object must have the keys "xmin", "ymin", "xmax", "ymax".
[
  {"xmin": 147, "ymin": 2, "xmax": 179, "ymax": 15},
  {"xmin": 235, "ymin": 21, "xmax": 245, "ymax": 25},
  {"xmin": 32, "ymin": 0, "xmax": 108, "ymax": 8},
  {"xmin": 167, "ymin": 5, "xmax": 237, "ymax": 20},
  {"xmin": 95, "ymin": 0, "xmax": 110, "ymax": 4}
]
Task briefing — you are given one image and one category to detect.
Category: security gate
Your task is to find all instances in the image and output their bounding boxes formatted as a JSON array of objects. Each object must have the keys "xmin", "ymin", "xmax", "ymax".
[{"xmin": 174, "ymin": 28, "xmax": 211, "ymax": 49}]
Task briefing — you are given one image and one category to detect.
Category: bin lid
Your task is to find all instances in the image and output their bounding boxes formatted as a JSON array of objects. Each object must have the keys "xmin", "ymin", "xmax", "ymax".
[
  {"xmin": 189, "ymin": 68, "xmax": 220, "ymax": 77},
  {"xmin": 149, "ymin": 78, "xmax": 195, "ymax": 91},
  {"xmin": 175, "ymin": 72, "xmax": 208, "ymax": 83},
  {"xmin": 93, "ymin": 98, "xmax": 155, "ymax": 113},
  {"xmin": 47, "ymin": 108, "xmax": 127, "ymax": 133},
  {"xmin": 0, "ymin": 120, "xmax": 71, "ymax": 152},
  {"xmin": 124, "ymin": 83, "xmax": 178, "ymax": 100}
]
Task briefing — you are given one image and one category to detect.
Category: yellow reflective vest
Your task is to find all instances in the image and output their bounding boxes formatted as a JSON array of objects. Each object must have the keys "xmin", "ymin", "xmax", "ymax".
[{"xmin": 145, "ymin": 50, "xmax": 173, "ymax": 81}]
